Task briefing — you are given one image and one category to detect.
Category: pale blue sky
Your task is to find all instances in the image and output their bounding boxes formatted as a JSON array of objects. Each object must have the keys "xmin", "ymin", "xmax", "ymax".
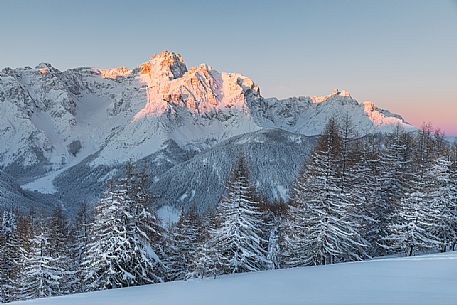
[{"xmin": 1, "ymin": 0, "xmax": 456, "ymax": 134}]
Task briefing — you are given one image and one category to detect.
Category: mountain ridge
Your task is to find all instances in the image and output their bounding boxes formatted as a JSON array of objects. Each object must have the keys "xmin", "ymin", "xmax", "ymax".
[{"xmin": 0, "ymin": 50, "xmax": 415, "ymax": 212}]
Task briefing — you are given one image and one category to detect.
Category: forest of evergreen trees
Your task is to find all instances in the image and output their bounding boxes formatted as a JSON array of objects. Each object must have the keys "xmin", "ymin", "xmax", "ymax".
[{"xmin": 1, "ymin": 120, "xmax": 456, "ymax": 303}]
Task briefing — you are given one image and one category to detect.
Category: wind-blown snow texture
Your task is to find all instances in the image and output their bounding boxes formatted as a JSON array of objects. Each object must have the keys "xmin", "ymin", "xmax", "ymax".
[
  {"xmin": 11, "ymin": 252, "xmax": 457, "ymax": 305},
  {"xmin": 0, "ymin": 51, "xmax": 414, "ymax": 211}
]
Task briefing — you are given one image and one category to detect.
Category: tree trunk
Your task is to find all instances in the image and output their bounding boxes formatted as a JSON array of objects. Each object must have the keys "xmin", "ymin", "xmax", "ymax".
[{"xmin": 441, "ymin": 244, "xmax": 446, "ymax": 253}]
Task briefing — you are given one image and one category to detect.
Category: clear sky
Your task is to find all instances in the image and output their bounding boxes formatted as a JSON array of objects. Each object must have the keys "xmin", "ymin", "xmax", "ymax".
[{"xmin": 1, "ymin": 0, "xmax": 456, "ymax": 135}]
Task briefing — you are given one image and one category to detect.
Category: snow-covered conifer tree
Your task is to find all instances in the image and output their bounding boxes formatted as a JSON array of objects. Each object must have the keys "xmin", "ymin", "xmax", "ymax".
[
  {"xmin": 384, "ymin": 153, "xmax": 457, "ymax": 256},
  {"xmin": 5, "ymin": 215, "xmax": 33, "ymax": 302},
  {"xmin": 166, "ymin": 206, "xmax": 203, "ymax": 280},
  {"xmin": 0, "ymin": 209, "xmax": 19, "ymax": 302},
  {"xmin": 19, "ymin": 224, "xmax": 63, "ymax": 300},
  {"xmin": 83, "ymin": 180, "xmax": 135, "ymax": 290},
  {"xmin": 192, "ymin": 211, "xmax": 218, "ymax": 279},
  {"xmin": 384, "ymin": 183, "xmax": 439, "ymax": 256},
  {"xmin": 47, "ymin": 207, "xmax": 75, "ymax": 295},
  {"xmin": 284, "ymin": 119, "xmax": 367, "ymax": 266},
  {"xmin": 71, "ymin": 202, "xmax": 92, "ymax": 293},
  {"xmin": 450, "ymin": 144, "xmax": 457, "ymax": 250},
  {"xmin": 427, "ymin": 157, "xmax": 456, "ymax": 252},
  {"xmin": 266, "ymin": 223, "xmax": 281, "ymax": 270},
  {"xmin": 124, "ymin": 168, "xmax": 166, "ymax": 284},
  {"xmin": 83, "ymin": 165, "xmax": 165, "ymax": 291},
  {"xmin": 378, "ymin": 126, "xmax": 414, "ymax": 253},
  {"xmin": 346, "ymin": 136, "xmax": 384, "ymax": 257},
  {"xmin": 203, "ymin": 157, "xmax": 269, "ymax": 275},
  {"xmin": 278, "ymin": 200, "xmax": 308, "ymax": 267}
]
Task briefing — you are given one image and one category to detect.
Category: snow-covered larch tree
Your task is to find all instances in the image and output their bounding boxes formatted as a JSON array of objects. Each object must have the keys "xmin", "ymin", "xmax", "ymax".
[
  {"xmin": 384, "ymin": 183, "xmax": 439, "ymax": 256},
  {"xmin": 285, "ymin": 119, "xmax": 367, "ymax": 266},
  {"xmin": 165, "ymin": 206, "xmax": 204, "ymax": 280},
  {"xmin": 450, "ymin": 144, "xmax": 457, "ymax": 250},
  {"xmin": 0, "ymin": 209, "xmax": 19, "ymax": 302},
  {"xmin": 378, "ymin": 126, "xmax": 414, "ymax": 254},
  {"xmin": 427, "ymin": 157, "xmax": 456, "ymax": 252},
  {"xmin": 18, "ymin": 224, "xmax": 63, "ymax": 300}
]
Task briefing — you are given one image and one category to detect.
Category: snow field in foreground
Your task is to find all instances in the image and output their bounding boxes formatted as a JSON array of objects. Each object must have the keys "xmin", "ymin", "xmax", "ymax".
[{"xmin": 13, "ymin": 252, "xmax": 457, "ymax": 305}]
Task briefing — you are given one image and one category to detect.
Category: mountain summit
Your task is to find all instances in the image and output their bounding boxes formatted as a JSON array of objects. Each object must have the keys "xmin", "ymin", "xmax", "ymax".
[{"xmin": 141, "ymin": 50, "xmax": 188, "ymax": 79}]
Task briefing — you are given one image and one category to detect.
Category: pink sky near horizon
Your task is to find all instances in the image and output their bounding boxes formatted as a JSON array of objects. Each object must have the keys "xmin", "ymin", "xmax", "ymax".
[{"xmin": 352, "ymin": 93, "xmax": 456, "ymax": 137}]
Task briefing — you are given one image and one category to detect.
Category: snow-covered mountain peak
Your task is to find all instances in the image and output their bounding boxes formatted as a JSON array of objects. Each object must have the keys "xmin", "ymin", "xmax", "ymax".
[
  {"xmin": 132, "ymin": 53, "xmax": 260, "ymax": 120},
  {"xmin": 363, "ymin": 100, "xmax": 376, "ymax": 112},
  {"xmin": 98, "ymin": 67, "xmax": 133, "ymax": 79},
  {"xmin": 362, "ymin": 100, "xmax": 407, "ymax": 127},
  {"xmin": 311, "ymin": 89, "xmax": 351, "ymax": 103},
  {"xmin": 139, "ymin": 50, "xmax": 188, "ymax": 80},
  {"xmin": 35, "ymin": 63, "xmax": 53, "ymax": 74}
]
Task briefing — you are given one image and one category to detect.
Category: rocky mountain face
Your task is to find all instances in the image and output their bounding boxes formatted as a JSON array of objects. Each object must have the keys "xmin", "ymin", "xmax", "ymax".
[{"xmin": 0, "ymin": 51, "xmax": 414, "ymax": 213}]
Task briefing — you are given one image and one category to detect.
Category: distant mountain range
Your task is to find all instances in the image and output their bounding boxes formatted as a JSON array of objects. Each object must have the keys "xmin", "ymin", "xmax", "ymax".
[{"xmin": 0, "ymin": 51, "xmax": 414, "ymax": 214}]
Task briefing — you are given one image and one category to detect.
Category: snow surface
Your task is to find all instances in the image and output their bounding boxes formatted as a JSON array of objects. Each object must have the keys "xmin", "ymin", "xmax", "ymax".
[
  {"xmin": 156, "ymin": 205, "xmax": 181, "ymax": 228},
  {"xmin": 11, "ymin": 252, "xmax": 457, "ymax": 305},
  {"xmin": 21, "ymin": 169, "xmax": 60, "ymax": 194}
]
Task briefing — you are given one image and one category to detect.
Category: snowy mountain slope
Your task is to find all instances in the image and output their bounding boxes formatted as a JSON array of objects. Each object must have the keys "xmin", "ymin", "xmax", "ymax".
[
  {"xmin": 256, "ymin": 93, "xmax": 412, "ymax": 136},
  {"xmin": 11, "ymin": 252, "xmax": 457, "ymax": 305},
  {"xmin": 0, "ymin": 171, "xmax": 34, "ymax": 209},
  {"xmin": 46, "ymin": 129, "xmax": 313, "ymax": 214},
  {"xmin": 0, "ymin": 51, "xmax": 415, "ymax": 211},
  {"xmin": 0, "ymin": 170, "xmax": 58, "ymax": 212},
  {"xmin": 52, "ymin": 139, "xmax": 198, "ymax": 214},
  {"xmin": 0, "ymin": 64, "xmax": 142, "ymax": 182},
  {"xmin": 149, "ymin": 129, "xmax": 315, "ymax": 211},
  {"xmin": 0, "ymin": 51, "xmax": 262, "ymax": 180}
]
